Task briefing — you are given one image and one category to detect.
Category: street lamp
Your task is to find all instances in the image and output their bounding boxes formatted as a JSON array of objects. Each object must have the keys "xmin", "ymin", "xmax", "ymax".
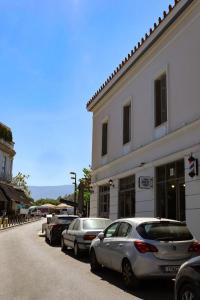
[{"xmin": 70, "ymin": 171, "xmax": 77, "ymax": 214}]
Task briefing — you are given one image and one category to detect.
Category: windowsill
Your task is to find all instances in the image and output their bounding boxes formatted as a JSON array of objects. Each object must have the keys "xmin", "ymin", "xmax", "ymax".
[
  {"xmin": 101, "ymin": 154, "xmax": 108, "ymax": 165},
  {"xmin": 123, "ymin": 141, "xmax": 131, "ymax": 155},
  {"xmin": 154, "ymin": 122, "xmax": 168, "ymax": 139}
]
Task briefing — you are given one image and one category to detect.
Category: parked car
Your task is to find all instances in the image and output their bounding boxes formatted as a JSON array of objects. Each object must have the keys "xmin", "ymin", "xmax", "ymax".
[
  {"xmin": 90, "ymin": 217, "xmax": 200, "ymax": 289},
  {"xmin": 45, "ymin": 214, "xmax": 78, "ymax": 245},
  {"xmin": 42, "ymin": 214, "xmax": 52, "ymax": 234},
  {"xmin": 175, "ymin": 255, "xmax": 200, "ymax": 300},
  {"xmin": 61, "ymin": 217, "xmax": 111, "ymax": 256}
]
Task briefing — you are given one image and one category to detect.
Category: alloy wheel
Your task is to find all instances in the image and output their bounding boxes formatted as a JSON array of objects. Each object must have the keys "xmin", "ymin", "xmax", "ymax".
[{"xmin": 181, "ymin": 290, "xmax": 195, "ymax": 300}]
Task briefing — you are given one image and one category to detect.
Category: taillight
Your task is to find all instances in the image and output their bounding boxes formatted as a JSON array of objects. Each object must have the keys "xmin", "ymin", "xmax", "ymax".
[
  {"xmin": 188, "ymin": 242, "xmax": 200, "ymax": 253},
  {"xmin": 134, "ymin": 240, "xmax": 158, "ymax": 253},
  {"xmin": 83, "ymin": 234, "xmax": 96, "ymax": 241}
]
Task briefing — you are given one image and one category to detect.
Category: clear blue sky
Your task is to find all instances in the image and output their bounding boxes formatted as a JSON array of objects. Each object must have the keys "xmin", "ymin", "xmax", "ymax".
[{"xmin": 0, "ymin": 0, "xmax": 173, "ymax": 186}]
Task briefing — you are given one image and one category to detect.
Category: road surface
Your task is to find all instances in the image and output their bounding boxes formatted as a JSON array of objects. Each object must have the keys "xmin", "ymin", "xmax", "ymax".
[{"xmin": 0, "ymin": 219, "xmax": 174, "ymax": 300}]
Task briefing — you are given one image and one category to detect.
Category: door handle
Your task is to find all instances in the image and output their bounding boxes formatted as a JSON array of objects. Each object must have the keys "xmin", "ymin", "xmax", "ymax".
[
  {"xmin": 119, "ymin": 243, "xmax": 123, "ymax": 247},
  {"xmin": 106, "ymin": 243, "xmax": 110, "ymax": 246}
]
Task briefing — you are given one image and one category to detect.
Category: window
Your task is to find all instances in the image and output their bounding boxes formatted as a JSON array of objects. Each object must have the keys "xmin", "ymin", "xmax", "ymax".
[
  {"xmin": 116, "ymin": 222, "xmax": 132, "ymax": 237},
  {"xmin": 156, "ymin": 159, "xmax": 185, "ymax": 221},
  {"xmin": 104, "ymin": 222, "xmax": 119, "ymax": 238},
  {"xmin": 83, "ymin": 219, "xmax": 111, "ymax": 230},
  {"xmin": 155, "ymin": 73, "xmax": 167, "ymax": 127},
  {"xmin": 136, "ymin": 222, "xmax": 193, "ymax": 241},
  {"xmin": 101, "ymin": 122, "xmax": 108, "ymax": 156},
  {"xmin": 73, "ymin": 219, "xmax": 80, "ymax": 230},
  {"xmin": 123, "ymin": 103, "xmax": 131, "ymax": 144},
  {"xmin": 119, "ymin": 175, "xmax": 135, "ymax": 218},
  {"xmin": 99, "ymin": 185, "xmax": 110, "ymax": 218}
]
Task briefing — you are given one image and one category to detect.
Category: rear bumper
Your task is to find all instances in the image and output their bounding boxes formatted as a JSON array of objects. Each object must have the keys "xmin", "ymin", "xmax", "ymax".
[
  {"xmin": 132, "ymin": 256, "xmax": 187, "ymax": 279},
  {"xmin": 78, "ymin": 242, "xmax": 91, "ymax": 251}
]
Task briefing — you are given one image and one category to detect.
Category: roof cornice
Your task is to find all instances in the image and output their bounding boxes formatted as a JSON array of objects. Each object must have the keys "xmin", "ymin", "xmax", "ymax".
[{"xmin": 86, "ymin": 0, "xmax": 194, "ymax": 112}]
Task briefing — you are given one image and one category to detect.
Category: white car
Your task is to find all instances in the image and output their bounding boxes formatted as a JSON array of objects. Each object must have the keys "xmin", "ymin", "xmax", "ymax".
[
  {"xmin": 90, "ymin": 217, "xmax": 200, "ymax": 289},
  {"xmin": 61, "ymin": 217, "xmax": 111, "ymax": 256}
]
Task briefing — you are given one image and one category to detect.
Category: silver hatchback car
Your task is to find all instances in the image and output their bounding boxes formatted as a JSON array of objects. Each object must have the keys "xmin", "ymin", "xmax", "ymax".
[{"xmin": 90, "ymin": 218, "xmax": 200, "ymax": 289}]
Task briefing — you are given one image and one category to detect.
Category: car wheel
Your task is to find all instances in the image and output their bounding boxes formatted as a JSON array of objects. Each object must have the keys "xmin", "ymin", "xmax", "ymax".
[
  {"xmin": 74, "ymin": 242, "xmax": 80, "ymax": 257},
  {"xmin": 61, "ymin": 237, "xmax": 66, "ymax": 251},
  {"xmin": 90, "ymin": 249, "xmax": 101, "ymax": 272},
  {"xmin": 178, "ymin": 283, "xmax": 200, "ymax": 300},
  {"xmin": 122, "ymin": 259, "xmax": 139, "ymax": 289}
]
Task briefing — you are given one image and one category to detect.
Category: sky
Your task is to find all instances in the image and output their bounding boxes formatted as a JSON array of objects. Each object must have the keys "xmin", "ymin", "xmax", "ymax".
[{"xmin": 0, "ymin": 0, "xmax": 173, "ymax": 186}]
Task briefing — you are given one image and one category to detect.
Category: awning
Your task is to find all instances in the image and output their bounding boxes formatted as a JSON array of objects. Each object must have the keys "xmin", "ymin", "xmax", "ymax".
[
  {"xmin": 0, "ymin": 182, "xmax": 31, "ymax": 206},
  {"xmin": 0, "ymin": 188, "xmax": 7, "ymax": 202}
]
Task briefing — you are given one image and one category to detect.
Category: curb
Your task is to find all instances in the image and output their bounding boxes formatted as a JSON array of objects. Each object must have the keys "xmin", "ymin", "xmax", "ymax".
[{"xmin": 0, "ymin": 218, "xmax": 41, "ymax": 232}]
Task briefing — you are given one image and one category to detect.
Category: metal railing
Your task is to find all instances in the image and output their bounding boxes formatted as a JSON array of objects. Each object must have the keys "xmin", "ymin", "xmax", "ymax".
[{"xmin": 0, "ymin": 215, "xmax": 41, "ymax": 229}]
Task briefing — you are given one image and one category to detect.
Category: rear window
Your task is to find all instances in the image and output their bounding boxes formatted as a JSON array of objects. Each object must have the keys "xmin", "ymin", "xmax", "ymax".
[
  {"xmin": 83, "ymin": 219, "xmax": 111, "ymax": 230},
  {"xmin": 56, "ymin": 216, "xmax": 77, "ymax": 224},
  {"xmin": 136, "ymin": 222, "xmax": 193, "ymax": 241}
]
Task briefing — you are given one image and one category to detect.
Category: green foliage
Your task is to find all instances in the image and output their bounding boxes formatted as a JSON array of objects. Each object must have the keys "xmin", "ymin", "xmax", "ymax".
[
  {"xmin": 34, "ymin": 198, "xmax": 60, "ymax": 206},
  {"xmin": 0, "ymin": 123, "xmax": 13, "ymax": 143},
  {"xmin": 79, "ymin": 166, "xmax": 92, "ymax": 204},
  {"xmin": 12, "ymin": 172, "xmax": 31, "ymax": 197}
]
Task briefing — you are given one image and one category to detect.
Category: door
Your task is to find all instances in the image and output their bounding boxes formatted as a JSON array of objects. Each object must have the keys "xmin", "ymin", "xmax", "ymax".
[
  {"xmin": 96, "ymin": 222, "xmax": 119, "ymax": 267},
  {"xmin": 109, "ymin": 222, "xmax": 132, "ymax": 272}
]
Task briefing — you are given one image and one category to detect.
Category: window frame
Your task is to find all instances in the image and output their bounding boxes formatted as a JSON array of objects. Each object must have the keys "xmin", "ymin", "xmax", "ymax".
[
  {"xmin": 154, "ymin": 72, "xmax": 167, "ymax": 127},
  {"xmin": 123, "ymin": 103, "xmax": 131, "ymax": 145},
  {"xmin": 101, "ymin": 121, "xmax": 108, "ymax": 156}
]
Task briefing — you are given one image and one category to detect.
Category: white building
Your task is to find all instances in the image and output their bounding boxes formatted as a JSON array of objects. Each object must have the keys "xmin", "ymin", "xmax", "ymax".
[{"xmin": 87, "ymin": 0, "xmax": 200, "ymax": 239}]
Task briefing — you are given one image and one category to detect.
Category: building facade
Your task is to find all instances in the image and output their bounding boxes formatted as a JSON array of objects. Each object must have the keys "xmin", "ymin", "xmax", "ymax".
[{"xmin": 87, "ymin": 0, "xmax": 200, "ymax": 239}]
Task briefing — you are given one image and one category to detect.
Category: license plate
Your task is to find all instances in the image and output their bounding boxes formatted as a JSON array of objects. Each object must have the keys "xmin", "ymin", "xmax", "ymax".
[{"xmin": 164, "ymin": 266, "xmax": 179, "ymax": 273}]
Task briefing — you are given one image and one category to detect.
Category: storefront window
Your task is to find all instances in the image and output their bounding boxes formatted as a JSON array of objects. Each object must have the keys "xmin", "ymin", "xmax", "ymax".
[
  {"xmin": 119, "ymin": 175, "xmax": 135, "ymax": 218},
  {"xmin": 99, "ymin": 185, "xmax": 110, "ymax": 218},
  {"xmin": 156, "ymin": 159, "xmax": 185, "ymax": 221}
]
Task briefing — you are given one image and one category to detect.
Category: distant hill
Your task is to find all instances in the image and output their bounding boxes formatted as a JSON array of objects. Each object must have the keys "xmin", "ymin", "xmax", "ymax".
[{"xmin": 29, "ymin": 185, "xmax": 74, "ymax": 200}]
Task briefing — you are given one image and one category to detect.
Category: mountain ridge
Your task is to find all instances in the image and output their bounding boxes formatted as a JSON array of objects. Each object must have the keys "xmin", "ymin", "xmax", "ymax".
[{"xmin": 29, "ymin": 185, "xmax": 74, "ymax": 200}]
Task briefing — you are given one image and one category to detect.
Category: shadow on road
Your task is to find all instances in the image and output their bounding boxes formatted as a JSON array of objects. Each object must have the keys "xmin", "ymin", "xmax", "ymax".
[
  {"xmin": 62, "ymin": 248, "xmax": 90, "ymax": 264},
  {"xmin": 93, "ymin": 268, "xmax": 174, "ymax": 300}
]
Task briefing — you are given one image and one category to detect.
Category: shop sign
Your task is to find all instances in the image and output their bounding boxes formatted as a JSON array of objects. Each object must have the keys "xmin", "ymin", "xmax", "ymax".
[{"xmin": 138, "ymin": 176, "xmax": 153, "ymax": 189}]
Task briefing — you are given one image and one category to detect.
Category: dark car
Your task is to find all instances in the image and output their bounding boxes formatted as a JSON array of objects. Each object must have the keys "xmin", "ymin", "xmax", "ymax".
[
  {"xmin": 175, "ymin": 255, "xmax": 200, "ymax": 300},
  {"xmin": 45, "ymin": 214, "xmax": 79, "ymax": 245}
]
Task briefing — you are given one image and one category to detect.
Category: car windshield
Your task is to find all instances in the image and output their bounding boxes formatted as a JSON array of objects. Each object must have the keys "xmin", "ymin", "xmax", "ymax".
[
  {"xmin": 136, "ymin": 222, "xmax": 193, "ymax": 241},
  {"xmin": 83, "ymin": 219, "xmax": 111, "ymax": 230},
  {"xmin": 56, "ymin": 217, "xmax": 76, "ymax": 224}
]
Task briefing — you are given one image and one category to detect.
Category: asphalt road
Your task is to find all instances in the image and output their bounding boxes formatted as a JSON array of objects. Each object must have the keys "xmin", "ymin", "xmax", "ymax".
[{"xmin": 0, "ymin": 219, "xmax": 175, "ymax": 300}]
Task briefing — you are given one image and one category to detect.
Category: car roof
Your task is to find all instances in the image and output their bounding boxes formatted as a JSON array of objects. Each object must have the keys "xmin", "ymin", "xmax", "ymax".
[
  {"xmin": 55, "ymin": 215, "xmax": 78, "ymax": 218},
  {"xmin": 77, "ymin": 217, "xmax": 110, "ymax": 220},
  {"xmin": 113, "ymin": 217, "xmax": 182, "ymax": 226}
]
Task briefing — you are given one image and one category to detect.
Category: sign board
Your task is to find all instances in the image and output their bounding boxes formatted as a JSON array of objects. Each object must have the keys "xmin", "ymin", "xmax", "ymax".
[{"xmin": 138, "ymin": 176, "xmax": 153, "ymax": 189}]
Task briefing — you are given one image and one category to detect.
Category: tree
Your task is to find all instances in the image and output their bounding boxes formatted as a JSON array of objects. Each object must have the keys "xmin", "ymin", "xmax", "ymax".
[
  {"xmin": 78, "ymin": 167, "xmax": 92, "ymax": 215},
  {"xmin": 12, "ymin": 172, "xmax": 31, "ymax": 197}
]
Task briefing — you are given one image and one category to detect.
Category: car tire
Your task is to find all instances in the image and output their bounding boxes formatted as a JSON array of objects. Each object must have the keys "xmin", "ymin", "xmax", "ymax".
[
  {"xmin": 122, "ymin": 259, "xmax": 139, "ymax": 290},
  {"xmin": 61, "ymin": 237, "xmax": 66, "ymax": 251},
  {"xmin": 178, "ymin": 283, "xmax": 200, "ymax": 300},
  {"xmin": 90, "ymin": 249, "xmax": 101, "ymax": 272},
  {"xmin": 74, "ymin": 242, "xmax": 80, "ymax": 257}
]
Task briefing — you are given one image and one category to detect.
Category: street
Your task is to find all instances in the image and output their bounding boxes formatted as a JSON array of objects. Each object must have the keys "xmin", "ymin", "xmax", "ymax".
[{"xmin": 0, "ymin": 220, "xmax": 174, "ymax": 300}]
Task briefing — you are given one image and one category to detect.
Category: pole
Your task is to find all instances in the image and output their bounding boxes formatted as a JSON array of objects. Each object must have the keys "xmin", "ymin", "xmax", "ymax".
[{"xmin": 74, "ymin": 173, "xmax": 77, "ymax": 215}]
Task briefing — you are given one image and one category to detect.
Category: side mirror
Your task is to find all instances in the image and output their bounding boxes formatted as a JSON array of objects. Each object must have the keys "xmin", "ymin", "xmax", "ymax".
[{"xmin": 98, "ymin": 232, "xmax": 105, "ymax": 240}]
